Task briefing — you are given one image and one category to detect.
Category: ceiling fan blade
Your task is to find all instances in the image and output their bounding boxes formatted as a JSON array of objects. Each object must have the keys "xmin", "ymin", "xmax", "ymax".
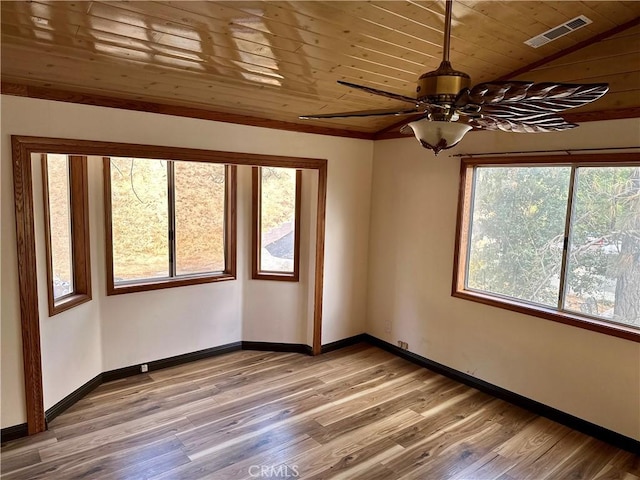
[
  {"xmin": 399, "ymin": 123, "xmax": 415, "ymax": 135},
  {"xmin": 470, "ymin": 114, "xmax": 577, "ymax": 133},
  {"xmin": 300, "ymin": 108, "xmax": 421, "ymax": 119},
  {"xmin": 459, "ymin": 81, "xmax": 608, "ymax": 111},
  {"xmin": 455, "ymin": 82, "xmax": 529, "ymax": 106},
  {"xmin": 337, "ymin": 80, "xmax": 418, "ymax": 104}
]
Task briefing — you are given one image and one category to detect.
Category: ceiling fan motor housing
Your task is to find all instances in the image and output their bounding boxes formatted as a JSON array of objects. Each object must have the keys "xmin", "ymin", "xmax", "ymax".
[{"xmin": 417, "ymin": 61, "xmax": 471, "ymax": 104}]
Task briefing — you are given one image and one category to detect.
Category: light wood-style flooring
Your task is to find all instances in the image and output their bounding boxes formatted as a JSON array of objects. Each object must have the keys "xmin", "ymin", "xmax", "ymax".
[{"xmin": 1, "ymin": 344, "xmax": 638, "ymax": 479}]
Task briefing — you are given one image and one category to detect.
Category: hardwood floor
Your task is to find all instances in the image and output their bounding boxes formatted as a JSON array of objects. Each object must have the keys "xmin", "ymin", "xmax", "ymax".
[{"xmin": 1, "ymin": 344, "xmax": 638, "ymax": 479}]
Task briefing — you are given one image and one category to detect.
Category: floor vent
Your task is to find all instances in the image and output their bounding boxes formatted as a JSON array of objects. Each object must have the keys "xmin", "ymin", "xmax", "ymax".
[{"xmin": 525, "ymin": 16, "xmax": 592, "ymax": 48}]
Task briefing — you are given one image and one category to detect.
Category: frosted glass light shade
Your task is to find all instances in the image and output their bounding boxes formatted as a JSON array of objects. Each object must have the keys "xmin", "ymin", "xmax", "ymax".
[{"xmin": 407, "ymin": 119, "xmax": 472, "ymax": 155}]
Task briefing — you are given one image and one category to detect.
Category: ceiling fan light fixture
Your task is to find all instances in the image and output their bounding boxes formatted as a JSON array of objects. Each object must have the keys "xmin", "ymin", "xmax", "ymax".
[{"xmin": 407, "ymin": 119, "xmax": 472, "ymax": 155}]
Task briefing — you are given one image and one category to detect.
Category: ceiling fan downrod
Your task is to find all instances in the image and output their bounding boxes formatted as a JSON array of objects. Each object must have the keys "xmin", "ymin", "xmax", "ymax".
[
  {"xmin": 416, "ymin": 0, "xmax": 470, "ymax": 111},
  {"xmin": 442, "ymin": 0, "xmax": 452, "ymax": 63}
]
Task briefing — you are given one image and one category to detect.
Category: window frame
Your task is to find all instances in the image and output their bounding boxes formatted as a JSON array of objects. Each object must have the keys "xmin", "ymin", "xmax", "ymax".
[
  {"xmin": 41, "ymin": 154, "xmax": 92, "ymax": 316},
  {"xmin": 103, "ymin": 157, "xmax": 237, "ymax": 295},
  {"xmin": 453, "ymin": 153, "xmax": 640, "ymax": 342},
  {"xmin": 251, "ymin": 167, "xmax": 302, "ymax": 281}
]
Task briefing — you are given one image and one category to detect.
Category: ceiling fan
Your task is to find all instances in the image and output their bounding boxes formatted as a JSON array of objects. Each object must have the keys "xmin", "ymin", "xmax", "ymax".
[{"xmin": 300, "ymin": 0, "xmax": 609, "ymax": 154}]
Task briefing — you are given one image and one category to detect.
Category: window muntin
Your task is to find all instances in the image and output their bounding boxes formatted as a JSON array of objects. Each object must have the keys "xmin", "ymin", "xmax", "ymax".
[
  {"xmin": 42, "ymin": 154, "xmax": 91, "ymax": 315},
  {"xmin": 456, "ymin": 157, "xmax": 640, "ymax": 340},
  {"xmin": 252, "ymin": 167, "xmax": 302, "ymax": 281},
  {"xmin": 105, "ymin": 157, "xmax": 235, "ymax": 294}
]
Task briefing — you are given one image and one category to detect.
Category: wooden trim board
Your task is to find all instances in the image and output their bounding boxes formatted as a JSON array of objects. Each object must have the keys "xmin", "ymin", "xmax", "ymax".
[
  {"xmin": 0, "ymin": 424, "xmax": 29, "ymax": 444},
  {"xmin": 251, "ymin": 168, "xmax": 303, "ymax": 282},
  {"xmin": 11, "ymin": 138, "xmax": 45, "ymax": 435},
  {"xmin": 0, "ymin": 83, "xmax": 374, "ymax": 140}
]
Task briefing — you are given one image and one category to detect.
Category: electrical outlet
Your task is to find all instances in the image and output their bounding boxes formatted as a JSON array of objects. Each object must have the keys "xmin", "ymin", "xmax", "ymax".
[
  {"xmin": 384, "ymin": 321, "xmax": 392, "ymax": 333},
  {"xmin": 140, "ymin": 364, "xmax": 148, "ymax": 373},
  {"xmin": 397, "ymin": 341, "xmax": 408, "ymax": 350}
]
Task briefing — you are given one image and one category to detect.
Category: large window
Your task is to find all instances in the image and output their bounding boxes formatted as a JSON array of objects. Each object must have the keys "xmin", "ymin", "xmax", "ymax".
[
  {"xmin": 104, "ymin": 157, "xmax": 236, "ymax": 294},
  {"xmin": 252, "ymin": 167, "xmax": 302, "ymax": 281},
  {"xmin": 455, "ymin": 154, "xmax": 640, "ymax": 341},
  {"xmin": 42, "ymin": 154, "xmax": 91, "ymax": 315}
]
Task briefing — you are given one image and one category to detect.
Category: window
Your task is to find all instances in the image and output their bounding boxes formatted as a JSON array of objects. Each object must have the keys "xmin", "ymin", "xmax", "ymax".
[
  {"xmin": 252, "ymin": 167, "xmax": 302, "ymax": 281},
  {"xmin": 454, "ymin": 154, "xmax": 640, "ymax": 341},
  {"xmin": 42, "ymin": 154, "xmax": 91, "ymax": 315},
  {"xmin": 104, "ymin": 157, "xmax": 236, "ymax": 294}
]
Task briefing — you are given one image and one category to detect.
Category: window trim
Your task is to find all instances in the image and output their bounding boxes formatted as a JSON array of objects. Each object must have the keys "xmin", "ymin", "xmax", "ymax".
[
  {"xmin": 41, "ymin": 154, "xmax": 92, "ymax": 316},
  {"xmin": 251, "ymin": 167, "xmax": 302, "ymax": 281},
  {"xmin": 103, "ymin": 157, "xmax": 237, "ymax": 295},
  {"xmin": 453, "ymin": 153, "xmax": 640, "ymax": 343},
  {"xmin": 12, "ymin": 135, "xmax": 328, "ymax": 435}
]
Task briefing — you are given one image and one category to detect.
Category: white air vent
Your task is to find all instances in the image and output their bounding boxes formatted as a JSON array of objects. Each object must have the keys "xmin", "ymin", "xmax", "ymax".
[{"xmin": 524, "ymin": 15, "xmax": 592, "ymax": 48}]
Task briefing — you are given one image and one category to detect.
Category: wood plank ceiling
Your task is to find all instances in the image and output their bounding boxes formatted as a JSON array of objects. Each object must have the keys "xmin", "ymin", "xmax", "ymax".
[{"xmin": 2, "ymin": 1, "xmax": 639, "ymax": 137}]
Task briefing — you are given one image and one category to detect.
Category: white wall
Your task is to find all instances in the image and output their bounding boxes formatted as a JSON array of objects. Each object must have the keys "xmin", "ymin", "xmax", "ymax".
[
  {"xmin": 1, "ymin": 97, "xmax": 27, "ymax": 427},
  {"xmin": 242, "ymin": 168, "xmax": 319, "ymax": 344},
  {"xmin": 31, "ymin": 156, "xmax": 103, "ymax": 411},
  {"xmin": 368, "ymin": 119, "xmax": 640, "ymax": 441},
  {"xmin": 1, "ymin": 95, "xmax": 373, "ymax": 427},
  {"xmin": 97, "ymin": 158, "xmax": 243, "ymax": 371}
]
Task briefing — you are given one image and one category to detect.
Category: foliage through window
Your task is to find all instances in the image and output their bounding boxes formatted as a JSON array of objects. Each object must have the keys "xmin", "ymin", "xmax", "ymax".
[
  {"xmin": 252, "ymin": 167, "xmax": 302, "ymax": 281},
  {"xmin": 42, "ymin": 154, "xmax": 91, "ymax": 315},
  {"xmin": 104, "ymin": 157, "xmax": 235, "ymax": 294},
  {"xmin": 456, "ymin": 156, "xmax": 640, "ymax": 338}
]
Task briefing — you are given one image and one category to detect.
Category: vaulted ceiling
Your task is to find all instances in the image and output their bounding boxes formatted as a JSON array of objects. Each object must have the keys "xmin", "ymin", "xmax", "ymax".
[{"xmin": 2, "ymin": 1, "xmax": 639, "ymax": 138}]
